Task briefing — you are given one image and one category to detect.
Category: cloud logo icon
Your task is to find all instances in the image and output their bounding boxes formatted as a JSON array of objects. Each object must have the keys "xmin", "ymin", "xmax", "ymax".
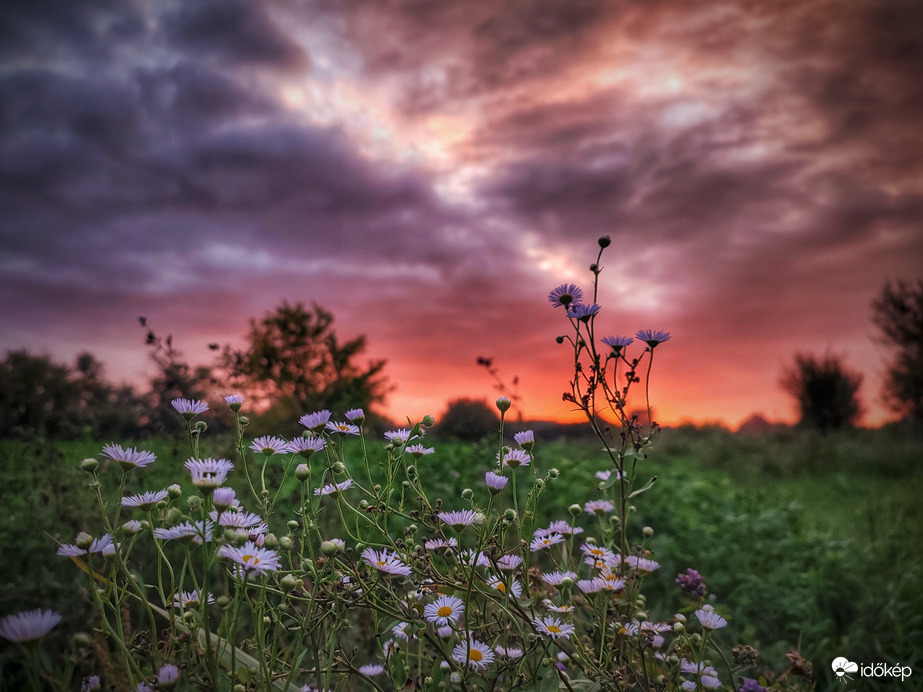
[{"xmin": 832, "ymin": 657, "xmax": 858, "ymax": 681}]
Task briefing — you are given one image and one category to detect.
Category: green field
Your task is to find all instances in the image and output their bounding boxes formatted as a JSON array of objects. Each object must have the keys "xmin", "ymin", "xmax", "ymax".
[{"xmin": 1, "ymin": 426, "xmax": 920, "ymax": 690}]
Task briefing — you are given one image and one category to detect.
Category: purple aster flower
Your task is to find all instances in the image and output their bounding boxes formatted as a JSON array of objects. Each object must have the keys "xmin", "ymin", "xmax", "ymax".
[
  {"xmin": 543, "ymin": 600, "xmax": 575, "ymax": 613},
  {"xmin": 361, "ymin": 547, "xmax": 412, "ymax": 576},
  {"xmin": 345, "ymin": 408, "xmax": 365, "ymax": 422},
  {"xmin": 740, "ymin": 679, "xmax": 768, "ymax": 692},
  {"xmin": 635, "ymin": 329, "xmax": 671, "ymax": 347},
  {"xmin": 459, "ymin": 549, "xmax": 490, "ymax": 567},
  {"xmin": 313, "ymin": 479, "xmax": 353, "ymax": 497},
  {"xmin": 452, "ymin": 639, "xmax": 494, "ymax": 670},
  {"xmin": 224, "ymin": 394, "xmax": 244, "ymax": 411},
  {"xmin": 423, "ymin": 595, "xmax": 464, "ymax": 626},
  {"xmin": 154, "ymin": 521, "xmax": 214, "ymax": 545},
  {"xmin": 695, "ymin": 605, "xmax": 727, "ymax": 630},
  {"xmin": 601, "ymin": 335, "xmax": 634, "ymax": 352},
  {"xmin": 358, "ymin": 663, "xmax": 384, "ymax": 676},
  {"xmin": 500, "ymin": 448, "xmax": 531, "ymax": 469},
  {"xmin": 157, "ymin": 664, "xmax": 181, "ymax": 688},
  {"xmin": 548, "ymin": 283, "xmax": 584, "ymax": 309},
  {"xmin": 485, "ymin": 470, "xmax": 508, "ymax": 493},
  {"xmin": 287, "ymin": 435, "xmax": 326, "ymax": 458},
  {"xmin": 121, "ymin": 520, "xmax": 144, "ymax": 536},
  {"xmin": 57, "ymin": 533, "xmax": 116, "ymax": 557},
  {"xmin": 533, "ymin": 615, "xmax": 576, "ymax": 640},
  {"xmin": 220, "ymin": 541, "xmax": 281, "ymax": 575},
  {"xmin": 250, "ymin": 436, "xmax": 289, "ymax": 456},
  {"xmin": 676, "ymin": 568, "xmax": 707, "ymax": 599},
  {"xmin": 384, "ymin": 428, "xmax": 414, "ymax": 444},
  {"xmin": 101, "ymin": 443, "xmax": 156, "ymax": 471},
  {"xmin": 424, "ymin": 537, "xmax": 457, "ymax": 551},
  {"xmin": 185, "ymin": 458, "xmax": 233, "ymax": 490},
  {"xmin": 171, "ymin": 398, "xmax": 209, "ymax": 418},
  {"xmin": 121, "ymin": 490, "xmax": 168, "ymax": 511},
  {"xmin": 325, "ymin": 421, "xmax": 360, "ymax": 435},
  {"xmin": 299, "ymin": 410, "xmax": 331, "ymax": 432},
  {"xmin": 438, "ymin": 509, "xmax": 483, "ymax": 528},
  {"xmin": 584, "ymin": 499, "xmax": 615, "ymax": 514},
  {"xmin": 496, "ymin": 554, "xmax": 523, "ymax": 571},
  {"xmin": 405, "ymin": 443, "xmax": 435, "ymax": 458},
  {"xmin": 567, "ymin": 303, "xmax": 601, "ymax": 321},
  {"xmin": 577, "ymin": 577, "xmax": 606, "ymax": 594},
  {"xmin": 487, "ymin": 576, "xmax": 523, "ymax": 598},
  {"xmin": 172, "ymin": 590, "xmax": 215, "ymax": 610},
  {"xmin": 212, "ymin": 487, "xmax": 238, "ymax": 511},
  {"xmin": 541, "ymin": 570, "xmax": 577, "ymax": 586},
  {"xmin": 580, "ymin": 543, "xmax": 617, "ymax": 566},
  {"xmin": 513, "ymin": 429, "xmax": 534, "ymax": 450},
  {"xmin": 215, "ymin": 510, "xmax": 265, "ymax": 529},
  {"xmin": 0, "ymin": 608, "xmax": 62, "ymax": 642},
  {"xmin": 530, "ymin": 533, "xmax": 564, "ymax": 552},
  {"xmin": 628, "ymin": 555, "xmax": 659, "ymax": 572},
  {"xmin": 495, "ymin": 645, "xmax": 523, "ymax": 659}
]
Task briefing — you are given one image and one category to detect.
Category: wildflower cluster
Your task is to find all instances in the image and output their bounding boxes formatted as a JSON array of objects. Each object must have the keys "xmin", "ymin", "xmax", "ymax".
[{"xmin": 7, "ymin": 238, "xmax": 811, "ymax": 692}]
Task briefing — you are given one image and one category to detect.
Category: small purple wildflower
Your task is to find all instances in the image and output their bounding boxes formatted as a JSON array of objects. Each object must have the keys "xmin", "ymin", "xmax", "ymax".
[
  {"xmin": 635, "ymin": 329, "xmax": 671, "ymax": 347},
  {"xmin": 548, "ymin": 284, "xmax": 584, "ymax": 309},
  {"xmin": 676, "ymin": 568, "xmax": 707, "ymax": 599},
  {"xmin": 601, "ymin": 335, "xmax": 634, "ymax": 352}
]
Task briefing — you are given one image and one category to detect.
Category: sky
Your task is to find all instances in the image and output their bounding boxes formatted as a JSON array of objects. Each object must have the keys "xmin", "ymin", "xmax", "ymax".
[{"xmin": 1, "ymin": 0, "xmax": 921, "ymax": 429}]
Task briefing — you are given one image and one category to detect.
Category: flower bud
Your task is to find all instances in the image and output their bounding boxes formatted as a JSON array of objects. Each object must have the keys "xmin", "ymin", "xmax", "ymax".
[
  {"xmin": 461, "ymin": 488, "xmax": 473, "ymax": 500},
  {"xmin": 331, "ymin": 461, "xmax": 346, "ymax": 475},
  {"xmin": 280, "ymin": 574, "xmax": 300, "ymax": 591},
  {"xmin": 75, "ymin": 531, "xmax": 94, "ymax": 549},
  {"xmin": 71, "ymin": 631, "xmax": 92, "ymax": 647},
  {"xmin": 321, "ymin": 538, "xmax": 345, "ymax": 555},
  {"xmin": 598, "ymin": 235, "xmax": 611, "ymax": 248},
  {"xmin": 166, "ymin": 484, "xmax": 182, "ymax": 499},
  {"xmin": 568, "ymin": 504, "xmax": 582, "ymax": 516},
  {"xmin": 295, "ymin": 463, "xmax": 311, "ymax": 482},
  {"xmin": 79, "ymin": 457, "xmax": 99, "ymax": 473},
  {"xmin": 238, "ymin": 416, "xmax": 249, "ymax": 425},
  {"xmin": 504, "ymin": 508, "xmax": 518, "ymax": 522},
  {"xmin": 548, "ymin": 468, "xmax": 560, "ymax": 479},
  {"xmin": 278, "ymin": 536, "xmax": 293, "ymax": 550},
  {"xmin": 262, "ymin": 533, "xmax": 279, "ymax": 549},
  {"xmin": 555, "ymin": 336, "xmax": 565, "ymax": 344},
  {"xmin": 422, "ymin": 414, "xmax": 435, "ymax": 426},
  {"xmin": 187, "ymin": 496, "xmax": 203, "ymax": 513},
  {"xmin": 643, "ymin": 526, "xmax": 654, "ymax": 537},
  {"xmin": 496, "ymin": 396, "xmax": 511, "ymax": 412},
  {"xmin": 194, "ymin": 420, "xmax": 208, "ymax": 433}
]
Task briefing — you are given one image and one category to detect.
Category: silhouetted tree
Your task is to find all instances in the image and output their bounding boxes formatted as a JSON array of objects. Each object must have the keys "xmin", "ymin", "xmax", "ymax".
[
  {"xmin": 217, "ymin": 301, "xmax": 389, "ymax": 422},
  {"xmin": 872, "ymin": 279, "xmax": 923, "ymax": 425},
  {"xmin": 0, "ymin": 350, "xmax": 145, "ymax": 439},
  {"xmin": 436, "ymin": 398, "xmax": 499, "ymax": 442},
  {"xmin": 781, "ymin": 353, "xmax": 863, "ymax": 432}
]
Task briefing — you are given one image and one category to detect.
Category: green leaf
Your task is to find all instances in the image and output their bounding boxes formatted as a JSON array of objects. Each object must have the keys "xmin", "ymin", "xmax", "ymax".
[{"xmin": 627, "ymin": 475, "xmax": 658, "ymax": 499}]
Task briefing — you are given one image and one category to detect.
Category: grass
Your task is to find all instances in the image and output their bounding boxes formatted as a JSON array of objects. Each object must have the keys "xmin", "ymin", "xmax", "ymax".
[{"xmin": 1, "ymin": 426, "xmax": 920, "ymax": 691}]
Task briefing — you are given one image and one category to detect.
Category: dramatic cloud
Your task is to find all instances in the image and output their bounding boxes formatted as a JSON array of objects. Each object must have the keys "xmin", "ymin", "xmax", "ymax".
[{"xmin": 1, "ymin": 0, "xmax": 921, "ymax": 427}]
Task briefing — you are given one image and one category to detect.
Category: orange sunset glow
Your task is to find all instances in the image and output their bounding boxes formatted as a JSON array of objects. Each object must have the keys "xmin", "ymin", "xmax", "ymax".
[{"xmin": 1, "ymin": 1, "xmax": 921, "ymax": 429}]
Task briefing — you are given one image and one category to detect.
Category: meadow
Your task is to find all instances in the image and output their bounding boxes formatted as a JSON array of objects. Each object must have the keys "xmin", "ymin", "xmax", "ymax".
[{"xmin": 1, "ymin": 423, "xmax": 920, "ymax": 691}]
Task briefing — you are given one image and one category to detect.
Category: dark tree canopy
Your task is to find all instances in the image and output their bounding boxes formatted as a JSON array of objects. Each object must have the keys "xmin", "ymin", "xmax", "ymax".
[
  {"xmin": 872, "ymin": 279, "xmax": 923, "ymax": 425},
  {"xmin": 0, "ymin": 350, "xmax": 145, "ymax": 439},
  {"xmin": 219, "ymin": 301, "xmax": 389, "ymax": 420},
  {"xmin": 436, "ymin": 398, "xmax": 499, "ymax": 442},
  {"xmin": 780, "ymin": 353, "xmax": 863, "ymax": 432}
]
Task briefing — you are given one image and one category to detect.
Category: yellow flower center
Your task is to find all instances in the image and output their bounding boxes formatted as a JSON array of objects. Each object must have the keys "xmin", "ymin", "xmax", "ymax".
[
  {"xmin": 590, "ymin": 548, "xmax": 605, "ymax": 556},
  {"xmin": 437, "ymin": 606, "xmax": 453, "ymax": 617},
  {"xmin": 547, "ymin": 625, "xmax": 562, "ymax": 634},
  {"xmin": 242, "ymin": 554, "xmax": 259, "ymax": 565},
  {"xmin": 469, "ymin": 648, "xmax": 483, "ymax": 662},
  {"xmin": 377, "ymin": 560, "xmax": 387, "ymax": 567},
  {"xmin": 493, "ymin": 582, "xmax": 506, "ymax": 594}
]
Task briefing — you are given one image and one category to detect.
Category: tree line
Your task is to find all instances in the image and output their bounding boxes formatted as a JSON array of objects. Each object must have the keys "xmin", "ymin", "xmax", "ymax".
[
  {"xmin": 1, "ymin": 281, "xmax": 921, "ymax": 440},
  {"xmin": 0, "ymin": 301, "xmax": 389, "ymax": 440}
]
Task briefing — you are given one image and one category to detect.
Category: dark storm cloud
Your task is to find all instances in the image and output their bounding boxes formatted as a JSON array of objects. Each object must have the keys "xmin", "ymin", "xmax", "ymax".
[{"xmin": 165, "ymin": 0, "xmax": 307, "ymax": 71}]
